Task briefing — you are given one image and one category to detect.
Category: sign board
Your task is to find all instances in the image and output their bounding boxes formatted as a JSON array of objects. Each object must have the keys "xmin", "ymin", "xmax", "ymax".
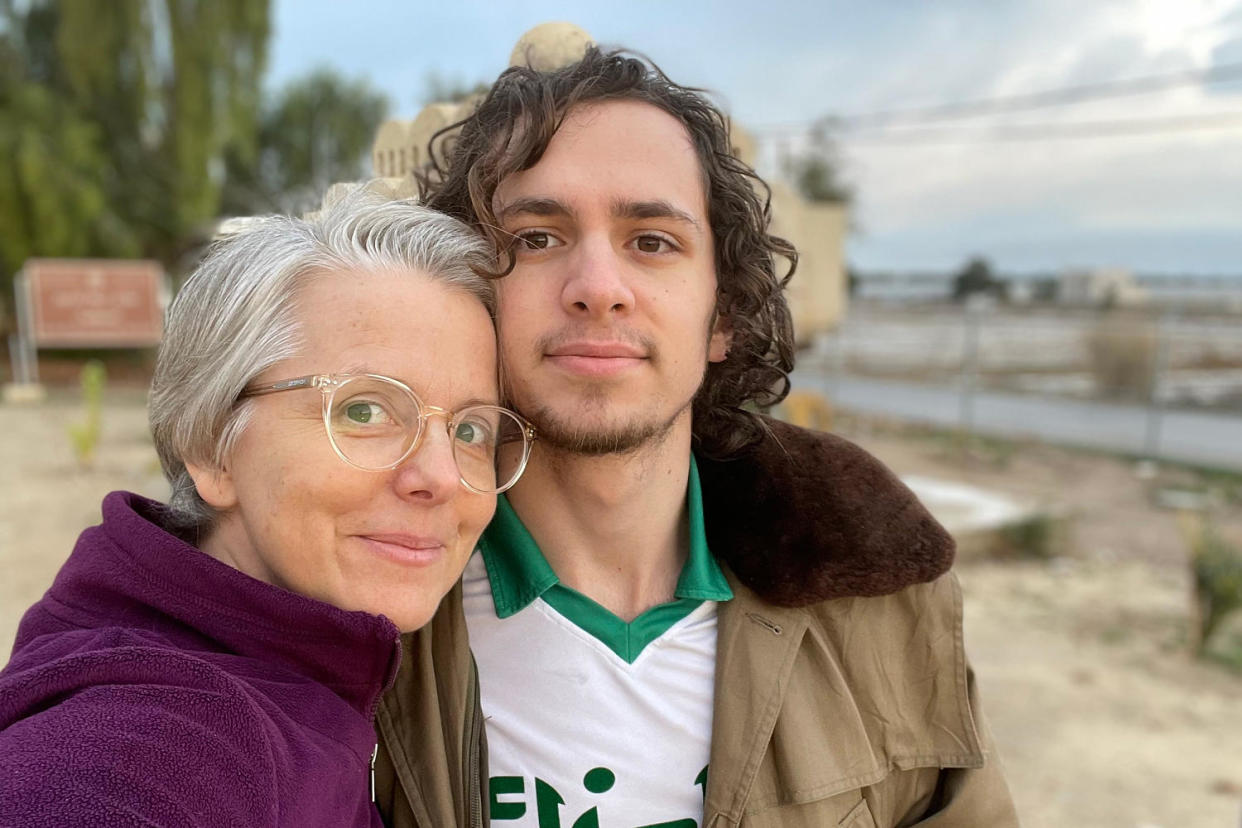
[{"xmin": 24, "ymin": 259, "xmax": 166, "ymax": 348}]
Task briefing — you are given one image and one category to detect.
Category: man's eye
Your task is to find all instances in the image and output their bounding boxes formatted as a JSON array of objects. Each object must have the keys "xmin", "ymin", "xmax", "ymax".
[
  {"xmin": 517, "ymin": 231, "xmax": 555, "ymax": 250},
  {"xmin": 634, "ymin": 235, "xmax": 673, "ymax": 254}
]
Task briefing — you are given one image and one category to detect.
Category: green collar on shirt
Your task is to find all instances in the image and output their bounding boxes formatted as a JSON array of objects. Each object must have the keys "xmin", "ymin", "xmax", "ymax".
[{"xmin": 477, "ymin": 455, "xmax": 732, "ymax": 663}]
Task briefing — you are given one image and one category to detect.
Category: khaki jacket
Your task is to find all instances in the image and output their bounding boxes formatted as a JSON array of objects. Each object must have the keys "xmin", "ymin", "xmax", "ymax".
[
  {"xmin": 373, "ymin": 583, "xmax": 483, "ymax": 828},
  {"xmin": 374, "ymin": 418, "xmax": 1019, "ymax": 826},
  {"xmin": 373, "ymin": 568, "xmax": 1016, "ymax": 827},
  {"xmin": 703, "ymin": 569, "xmax": 1016, "ymax": 826}
]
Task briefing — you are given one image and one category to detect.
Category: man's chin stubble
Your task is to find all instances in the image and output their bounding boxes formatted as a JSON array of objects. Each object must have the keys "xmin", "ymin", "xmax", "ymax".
[{"xmin": 524, "ymin": 404, "xmax": 683, "ymax": 457}]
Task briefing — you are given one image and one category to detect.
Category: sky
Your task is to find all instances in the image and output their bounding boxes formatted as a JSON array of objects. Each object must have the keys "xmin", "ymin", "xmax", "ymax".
[{"xmin": 268, "ymin": 0, "xmax": 1242, "ymax": 276}]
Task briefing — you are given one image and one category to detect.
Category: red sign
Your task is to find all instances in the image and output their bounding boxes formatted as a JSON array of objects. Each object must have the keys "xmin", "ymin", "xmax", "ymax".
[{"xmin": 25, "ymin": 259, "xmax": 165, "ymax": 347}]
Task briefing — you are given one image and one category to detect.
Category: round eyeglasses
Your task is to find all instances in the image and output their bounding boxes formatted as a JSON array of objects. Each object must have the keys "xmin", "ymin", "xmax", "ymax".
[{"xmin": 240, "ymin": 373, "xmax": 535, "ymax": 494}]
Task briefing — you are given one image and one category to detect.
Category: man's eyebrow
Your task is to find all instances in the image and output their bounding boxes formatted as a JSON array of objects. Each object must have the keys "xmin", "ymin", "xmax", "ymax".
[
  {"xmin": 496, "ymin": 197, "xmax": 574, "ymax": 223},
  {"xmin": 612, "ymin": 198, "xmax": 702, "ymax": 232}
]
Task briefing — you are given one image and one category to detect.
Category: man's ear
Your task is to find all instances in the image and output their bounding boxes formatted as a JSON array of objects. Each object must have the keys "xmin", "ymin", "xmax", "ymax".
[
  {"xmin": 708, "ymin": 313, "xmax": 732, "ymax": 364},
  {"xmin": 184, "ymin": 461, "xmax": 238, "ymax": 511}
]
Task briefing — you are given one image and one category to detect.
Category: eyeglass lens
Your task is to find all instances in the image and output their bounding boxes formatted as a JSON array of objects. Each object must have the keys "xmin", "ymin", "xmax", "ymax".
[{"xmin": 326, "ymin": 376, "xmax": 527, "ymax": 492}]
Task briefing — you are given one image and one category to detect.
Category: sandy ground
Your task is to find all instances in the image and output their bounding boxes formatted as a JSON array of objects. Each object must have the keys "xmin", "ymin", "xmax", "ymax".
[{"xmin": 2, "ymin": 392, "xmax": 1241, "ymax": 827}]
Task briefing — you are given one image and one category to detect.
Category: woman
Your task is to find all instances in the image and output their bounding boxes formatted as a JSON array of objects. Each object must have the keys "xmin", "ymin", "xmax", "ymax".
[{"xmin": 0, "ymin": 190, "xmax": 532, "ymax": 827}]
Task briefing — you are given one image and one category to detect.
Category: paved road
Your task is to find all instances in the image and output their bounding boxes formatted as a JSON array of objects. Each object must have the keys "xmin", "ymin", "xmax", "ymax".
[{"xmin": 792, "ymin": 370, "xmax": 1242, "ymax": 471}]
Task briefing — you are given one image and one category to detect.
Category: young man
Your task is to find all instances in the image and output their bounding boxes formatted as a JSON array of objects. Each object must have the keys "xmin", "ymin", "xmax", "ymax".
[{"xmin": 373, "ymin": 49, "xmax": 1018, "ymax": 827}]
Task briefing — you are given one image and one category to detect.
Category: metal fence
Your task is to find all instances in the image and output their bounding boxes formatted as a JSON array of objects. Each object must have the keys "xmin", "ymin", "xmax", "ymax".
[{"xmin": 795, "ymin": 303, "xmax": 1242, "ymax": 468}]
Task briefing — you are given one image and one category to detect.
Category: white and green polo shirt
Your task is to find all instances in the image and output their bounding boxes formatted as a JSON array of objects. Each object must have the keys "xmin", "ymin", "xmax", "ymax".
[{"xmin": 463, "ymin": 458, "xmax": 732, "ymax": 827}]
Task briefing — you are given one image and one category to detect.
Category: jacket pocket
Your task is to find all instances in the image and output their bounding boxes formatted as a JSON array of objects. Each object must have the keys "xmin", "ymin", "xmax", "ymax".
[
  {"xmin": 839, "ymin": 797, "xmax": 878, "ymax": 828},
  {"xmin": 736, "ymin": 792, "xmax": 878, "ymax": 828}
]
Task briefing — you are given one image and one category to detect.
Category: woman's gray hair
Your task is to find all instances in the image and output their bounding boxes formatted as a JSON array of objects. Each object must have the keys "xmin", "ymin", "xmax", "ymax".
[{"xmin": 149, "ymin": 186, "xmax": 495, "ymax": 534}]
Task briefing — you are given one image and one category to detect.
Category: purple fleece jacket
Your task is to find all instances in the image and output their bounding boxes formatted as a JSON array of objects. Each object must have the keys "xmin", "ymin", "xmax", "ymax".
[{"xmin": 0, "ymin": 491, "xmax": 402, "ymax": 827}]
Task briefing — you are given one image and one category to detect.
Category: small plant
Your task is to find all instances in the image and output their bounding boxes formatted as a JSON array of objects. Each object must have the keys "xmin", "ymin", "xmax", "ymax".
[
  {"xmin": 999, "ymin": 513, "xmax": 1058, "ymax": 559},
  {"xmin": 66, "ymin": 360, "xmax": 106, "ymax": 467},
  {"xmin": 1188, "ymin": 519, "xmax": 1242, "ymax": 656}
]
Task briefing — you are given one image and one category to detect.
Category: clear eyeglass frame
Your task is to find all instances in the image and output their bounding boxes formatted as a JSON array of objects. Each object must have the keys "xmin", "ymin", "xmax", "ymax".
[{"xmin": 240, "ymin": 373, "xmax": 536, "ymax": 494}]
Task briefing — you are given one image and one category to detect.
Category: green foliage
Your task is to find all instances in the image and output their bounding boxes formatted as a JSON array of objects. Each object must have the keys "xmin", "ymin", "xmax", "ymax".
[
  {"xmin": 66, "ymin": 359, "xmax": 106, "ymax": 466},
  {"xmin": 951, "ymin": 256, "xmax": 1004, "ymax": 302},
  {"xmin": 998, "ymin": 513, "xmax": 1057, "ymax": 559},
  {"xmin": 1191, "ymin": 522, "xmax": 1242, "ymax": 655},
  {"xmin": 846, "ymin": 266, "xmax": 859, "ymax": 296},
  {"xmin": 222, "ymin": 69, "xmax": 389, "ymax": 216},
  {"xmin": 783, "ymin": 124, "xmax": 852, "ymax": 204},
  {"xmin": 0, "ymin": 77, "xmax": 136, "ymax": 274},
  {"xmin": 0, "ymin": 0, "xmax": 270, "ymax": 303}
]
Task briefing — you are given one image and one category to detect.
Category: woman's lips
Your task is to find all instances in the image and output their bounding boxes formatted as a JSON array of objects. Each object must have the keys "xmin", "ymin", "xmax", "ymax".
[{"xmin": 358, "ymin": 534, "xmax": 447, "ymax": 566}]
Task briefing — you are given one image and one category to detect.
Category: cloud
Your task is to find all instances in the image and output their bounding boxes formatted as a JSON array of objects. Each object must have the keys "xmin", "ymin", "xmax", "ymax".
[{"xmin": 268, "ymin": 0, "xmax": 1242, "ymax": 273}]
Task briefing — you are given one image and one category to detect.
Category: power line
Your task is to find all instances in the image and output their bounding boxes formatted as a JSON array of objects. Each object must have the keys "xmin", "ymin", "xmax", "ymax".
[
  {"xmin": 836, "ymin": 110, "xmax": 1242, "ymax": 145},
  {"xmin": 754, "ymin": 61, "xmax": 1242, "ymax": 136},
  {"xmin": 841, "ymin": 61, "xmax": 1242, "ymax": 127}
]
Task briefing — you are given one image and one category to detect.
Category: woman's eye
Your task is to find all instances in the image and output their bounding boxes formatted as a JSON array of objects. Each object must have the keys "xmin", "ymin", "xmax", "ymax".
[
  {"xmin": 344, "ymin": 401, "xmax": 389, "ymax": 425},
  {"xmin": 454, "ymin": 419, "xmax": 493, "ymax": 446}
]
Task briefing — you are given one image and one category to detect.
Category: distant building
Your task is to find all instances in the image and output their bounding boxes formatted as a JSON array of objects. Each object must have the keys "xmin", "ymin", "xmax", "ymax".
[
  {"xmin": 1058, "ymin": 268, "xmax": 1147, "ymax": 308},
  {"xmin": 728, "ymin": 125, "xmax": 848, "ymax": 341},
  {"xmin": 372, "ymin": 100, "xmax": 478, "ymax": 180}
]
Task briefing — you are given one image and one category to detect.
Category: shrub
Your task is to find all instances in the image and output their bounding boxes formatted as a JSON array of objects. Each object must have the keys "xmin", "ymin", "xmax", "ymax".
[
  {"xmin": 1190, "ymin": 521, "xmax": 1242, "ymax": 655},
  {"xmin": 1084, "ymin": 312, "xmax": 1158, "ymax": 400},
  {"xmin": 999, "ymin": 513, "xmax": 1057, "ymax": 559}
]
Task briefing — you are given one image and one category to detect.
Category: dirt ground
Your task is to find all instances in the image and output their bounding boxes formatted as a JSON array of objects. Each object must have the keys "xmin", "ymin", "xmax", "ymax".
[{"xmin": 2, "ymin": 391, "xmax": 1241, "ymax": 828}]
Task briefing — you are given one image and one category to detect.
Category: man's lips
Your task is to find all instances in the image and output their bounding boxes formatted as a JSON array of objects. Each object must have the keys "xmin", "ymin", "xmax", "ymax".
[
  {"xmin": 544, "ymin": 341, "xmax": 649, "ymax": 377},
  {"xmin": 545, "ymin": 341, "xmax": 647, "ymax": 359},
  {"xmin": 358, "ymin": 533, "xmax": 447, "ymax": 566}
]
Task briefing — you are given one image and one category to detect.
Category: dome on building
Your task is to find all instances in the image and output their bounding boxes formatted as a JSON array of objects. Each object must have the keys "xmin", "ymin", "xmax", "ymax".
[{"xmin": 509, "ymin": 22, "xmax": 593, "ymax": 71}]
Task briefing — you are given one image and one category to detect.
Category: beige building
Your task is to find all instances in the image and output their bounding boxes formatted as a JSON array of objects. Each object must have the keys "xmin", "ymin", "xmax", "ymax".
[
  {"xmin": 770, "ymin": 183, "xmax": 849, "ymax": 343},
  {"xmin": 730, "ymin": 125, "xmax": 848, "ymax": 342},
  {"xmin": 1059, "ymin": 267, "xmax": 1148, "ymax": 308},
  {"xmin": 363, "ymin": 22, "xmax": 848, "ymax": 341},
  {"xmin": 372, "ymin": 100, "xmax": 474, "ymax": 180}
]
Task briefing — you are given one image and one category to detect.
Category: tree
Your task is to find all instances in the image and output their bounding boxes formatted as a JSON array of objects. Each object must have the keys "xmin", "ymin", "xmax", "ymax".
[
  {"xmin": 222, "ymin": 69, "xmax": 389, "ymax": 217},
  {"xmin": 783, "ymin": 123, "xmax": 852, "ymax": 204},
  {"xmin": 0, "ymin": 47, "xmax": 134, "ymax": 281},
  {"xmin": 0, "ymin": 0, "xmax": 270, "ymax": 306},
  {"xmin": 846, "ymin": 265, "xmax": 860, "ymax": 296},
  {"xmin": 951, "ymin": 256, "xmax": 1002, "ymax": 302}
]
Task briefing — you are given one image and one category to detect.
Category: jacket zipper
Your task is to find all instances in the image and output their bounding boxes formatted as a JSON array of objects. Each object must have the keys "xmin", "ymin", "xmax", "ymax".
[
  {"xmin": 467, "ymin": 654, "xmax": 483, "ymax": 828},
  {"xmin": 367, "ymin": 634, "xmax": 402, "ymax": 814},
  {"xmin": 370, "ymin": 742, "xmax": 378, "ymax": 803}
]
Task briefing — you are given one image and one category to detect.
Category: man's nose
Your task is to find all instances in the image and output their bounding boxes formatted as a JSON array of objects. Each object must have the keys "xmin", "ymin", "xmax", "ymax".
[{"xmin": 561, "ymin": 236, "xmax": 635, "ymax": 319}]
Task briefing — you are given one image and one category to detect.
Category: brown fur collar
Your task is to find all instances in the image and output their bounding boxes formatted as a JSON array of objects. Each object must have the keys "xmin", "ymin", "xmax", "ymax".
[{"xmin": 696, "ymin": 416, "xmax": 955, "ymax": 607}]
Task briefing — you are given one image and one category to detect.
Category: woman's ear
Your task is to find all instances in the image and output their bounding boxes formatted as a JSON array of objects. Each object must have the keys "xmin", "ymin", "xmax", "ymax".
[{"xmin": 184, "ymin": 461, "xmax": 238, "ymax": 511}]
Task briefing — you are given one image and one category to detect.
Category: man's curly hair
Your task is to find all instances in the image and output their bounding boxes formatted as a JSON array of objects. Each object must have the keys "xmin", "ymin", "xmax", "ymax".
[{"xmin": 419, "ymin": 46, "xmax": 798, "ymax": 459}]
